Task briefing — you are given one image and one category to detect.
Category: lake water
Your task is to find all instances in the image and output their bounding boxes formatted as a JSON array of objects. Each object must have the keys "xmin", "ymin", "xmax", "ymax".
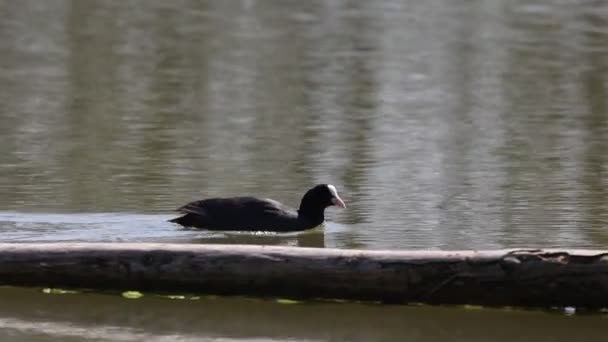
[{"xmin": 1, "ymin": 0, "xmax": 608, "ymax": 340}]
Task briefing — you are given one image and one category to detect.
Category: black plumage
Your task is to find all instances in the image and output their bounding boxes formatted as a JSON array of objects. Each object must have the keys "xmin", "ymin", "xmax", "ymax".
[{"xmin": 169, "ymin": 184, "xmax": 346, "ymax": 232}]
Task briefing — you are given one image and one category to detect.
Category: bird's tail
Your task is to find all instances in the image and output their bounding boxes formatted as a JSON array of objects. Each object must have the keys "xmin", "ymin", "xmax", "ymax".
[{"xmin": 168, "ymin": 214, "xmax": 193, "ymax": 226}]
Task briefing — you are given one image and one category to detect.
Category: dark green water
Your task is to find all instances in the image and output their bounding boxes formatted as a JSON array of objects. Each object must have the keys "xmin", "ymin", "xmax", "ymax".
[
  {"xmin": 1, "ymin": 0, "xmax": 608, "ymax": 340},
  {"xmin": 1, "ymin": 287, "xmax": 607, "ymax": 342}
]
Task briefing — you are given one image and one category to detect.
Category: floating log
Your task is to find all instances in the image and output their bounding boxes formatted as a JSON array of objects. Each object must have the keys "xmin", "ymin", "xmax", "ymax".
[{"xmin": 1, "ymin": 243, "xmax": 607, "ymax": 308}]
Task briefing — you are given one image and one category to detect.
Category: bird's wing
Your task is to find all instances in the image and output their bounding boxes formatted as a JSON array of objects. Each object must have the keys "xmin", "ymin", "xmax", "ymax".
[{"xmin": 176, "ymin": 199, "xmax": 211, "ymax": 216}]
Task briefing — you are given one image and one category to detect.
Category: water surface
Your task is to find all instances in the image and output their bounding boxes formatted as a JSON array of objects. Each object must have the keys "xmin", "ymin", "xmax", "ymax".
[
  {"xmin": 1, "ymin": 287, "xmax": 607, "ymax": 342},
  {"xmin": 1, "ymin": 0, "xmax": 608, "ymax": 250},
  {"xmin": 1, "ymin": 0, "xmax": 608, "ymax": 340}
]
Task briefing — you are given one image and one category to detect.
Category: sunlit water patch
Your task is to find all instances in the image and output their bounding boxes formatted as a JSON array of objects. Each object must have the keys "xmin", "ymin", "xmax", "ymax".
[{"xmin": 0, "ymin": 211, "xmax": 334, "ymax": 247}]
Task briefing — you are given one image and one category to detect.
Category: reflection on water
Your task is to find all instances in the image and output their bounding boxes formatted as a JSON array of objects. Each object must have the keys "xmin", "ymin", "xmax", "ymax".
[
  {"xmin": 1, "ymin": 0, "xmax": 607, "ymax": 250},
  {"xmin": 1, "ymin": 287, "xmax": 607, "ymax": 342},
  {"xmin": 0, "ymin": 211, "xmax": 328, "ymax": 247},
  {"xmin": 1, "ymin": 0, "xmax": 608, "ymax": 340}
]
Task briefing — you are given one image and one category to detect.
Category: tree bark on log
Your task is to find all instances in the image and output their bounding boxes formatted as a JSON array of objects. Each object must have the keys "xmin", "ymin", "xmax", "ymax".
[{"xmin": 1, "ymin": 243, "xmax": 607, "ymax": 308}]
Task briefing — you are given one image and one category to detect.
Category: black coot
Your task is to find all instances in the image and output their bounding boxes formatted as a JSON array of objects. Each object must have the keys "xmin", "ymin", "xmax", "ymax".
[{"xmin": 169, "ymin": 184, "xmax": 346, "ymax": 232}]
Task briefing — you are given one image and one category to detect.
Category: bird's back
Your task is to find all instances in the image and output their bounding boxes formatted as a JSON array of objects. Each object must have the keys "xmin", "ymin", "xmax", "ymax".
[{"xmin": 173, "ymin": 196, "xmax": 310, "ymax": 231}]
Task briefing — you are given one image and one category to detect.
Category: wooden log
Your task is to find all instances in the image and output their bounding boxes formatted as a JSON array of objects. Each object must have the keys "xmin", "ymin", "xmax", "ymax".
[{"xmin": 1, "ymin": 243, "xmax": 608, "ymax": 308}]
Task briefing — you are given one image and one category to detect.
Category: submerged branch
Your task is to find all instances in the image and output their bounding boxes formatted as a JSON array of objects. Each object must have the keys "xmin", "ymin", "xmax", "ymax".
[{"xmin": 1, "ymin": 243, "xmax": 607, "ymax": 308}]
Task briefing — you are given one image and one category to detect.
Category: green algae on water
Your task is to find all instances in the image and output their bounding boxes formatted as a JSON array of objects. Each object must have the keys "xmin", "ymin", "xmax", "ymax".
[
  {"xmin": 276, "ymin": 298, "xmax": 301, "ymax": 305},
  {"xmin": 122, "ymin": 291, "xmax": 144, "ymax": 299},
  {"xmin": 42, "ymin": 288, "xmax": 79, "ymax": 295}
]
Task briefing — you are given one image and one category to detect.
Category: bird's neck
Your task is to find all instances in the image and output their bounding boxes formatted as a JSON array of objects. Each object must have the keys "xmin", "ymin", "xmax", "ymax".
[{"xmin": 298, "ymin": 201, "xmax": 325, "ymax": 225}]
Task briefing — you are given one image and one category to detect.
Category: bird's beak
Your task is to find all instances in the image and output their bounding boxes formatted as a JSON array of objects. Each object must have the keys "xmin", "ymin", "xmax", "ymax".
[{"xmin": 331, "ymin": 196, "xmax": 346, "ymax": 208}]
